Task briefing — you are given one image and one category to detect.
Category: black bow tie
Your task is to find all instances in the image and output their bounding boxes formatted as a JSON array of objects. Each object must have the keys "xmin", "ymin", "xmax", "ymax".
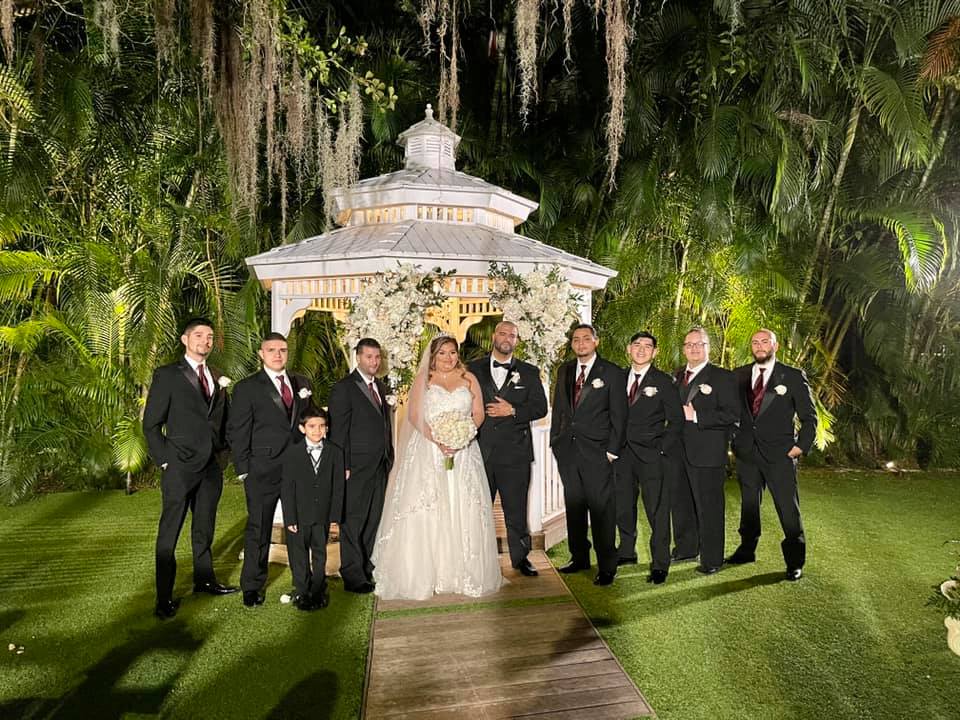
[{"xmin": 493, "ymin": 360, "xmax": 512, "ymax": 370}]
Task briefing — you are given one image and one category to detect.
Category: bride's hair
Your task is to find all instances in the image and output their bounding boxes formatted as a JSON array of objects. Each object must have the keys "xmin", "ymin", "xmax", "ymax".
[{"xmin": 427, "ymin": 335, "xmax": 467, "ymax": 377}]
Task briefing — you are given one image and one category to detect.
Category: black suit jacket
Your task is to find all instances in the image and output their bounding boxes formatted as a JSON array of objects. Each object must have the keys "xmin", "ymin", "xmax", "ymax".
[
  {"xmin": 550, "ymin": 355, "xmax": 628, "ymax": 468},
  {"xmin": 280, "ymin": 438, "xmax": 346, "ymax": 528},
  {"xmin": 732, "ymin": 361, "xmax": 817, "ymax": 463},
  {"xmin": 622, "ymin": 365, "xmax": 683, "ymax": 463},
  {"xmin": 327, "ymin": 369, "xmax": 394, "ymax": 475},
  {"xmin": 143, "ymin": 358, "xmax": 229, "ymax": 473},
  {"xmin": 675, "ymin": 363, "xmax": 739, "ymax": 468},
  {"xmin": 227, "ymin": 369, "xmax": 313, "ymax": 480},
  {"xmin": 468, "ymin": 356, "xmax": 548, "ymax": 465}
]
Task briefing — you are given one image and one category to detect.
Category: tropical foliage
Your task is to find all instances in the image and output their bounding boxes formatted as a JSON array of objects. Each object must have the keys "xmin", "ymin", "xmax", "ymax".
[{"xmin": 1, "ymin": 0, "xmax": 959, "ymax": 501}]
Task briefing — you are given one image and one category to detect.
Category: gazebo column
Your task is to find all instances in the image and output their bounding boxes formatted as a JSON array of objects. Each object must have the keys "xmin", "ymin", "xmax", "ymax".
[{"xmin": 271, "ymin": 282, "xmax": 315, "ymax": 335}]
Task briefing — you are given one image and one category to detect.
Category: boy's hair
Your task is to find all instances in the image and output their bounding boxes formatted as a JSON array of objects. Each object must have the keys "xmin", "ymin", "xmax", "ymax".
[{"xmin": 298, "ymin": 404, "xmax": 328, "ymax": 425}]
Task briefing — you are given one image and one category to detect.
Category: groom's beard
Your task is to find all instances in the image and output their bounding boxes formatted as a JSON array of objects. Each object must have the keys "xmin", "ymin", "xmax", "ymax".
[{"xmin": 493, "ymin": 340, "xmax": 515, "ymax": 356}]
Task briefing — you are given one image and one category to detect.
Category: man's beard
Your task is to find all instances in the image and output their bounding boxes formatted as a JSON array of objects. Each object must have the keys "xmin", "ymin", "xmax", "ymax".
[
  {"xmin": 494, "ymin": 341, "xmax": 515, "ymax": 356},
  {"xmin": 752, "ymin": 350, "xmax": 773, "ymax": 363}
]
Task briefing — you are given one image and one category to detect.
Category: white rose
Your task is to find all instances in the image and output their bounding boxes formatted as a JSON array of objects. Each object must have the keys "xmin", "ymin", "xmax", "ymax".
[
  {"xmin": 509, "ymin": 371, "xmax": 521, "ymax": 385},
  {"xmin": 217, "ymin": 376, "xmax": 232, "ymax": 388},
  {"xmin": 699, "ymin": 384, "xmax": 713, "ymax": 395},
  {"xmin": 298, "ymin": 388, "xmax": 312, "ymax": 399},
  {"xmin": 774, "ymin": 384, "xmax": 787, "ymax": 395},
  {"xmin": 643, "ymin": 386, "xmax": 658, "ymax": 397},
  {"xmin": 591, "ymin": 378, "xmax": 604, "ymax": 389},
  {"xmin": 384, "ymin": 394, "xmax": 398, "ymax": 407}
]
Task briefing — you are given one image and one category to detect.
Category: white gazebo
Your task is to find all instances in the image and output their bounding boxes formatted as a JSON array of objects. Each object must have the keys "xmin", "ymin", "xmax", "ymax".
[{"xmin": 246, "ymin": 105, "xmax": 616, "ymax": 549}]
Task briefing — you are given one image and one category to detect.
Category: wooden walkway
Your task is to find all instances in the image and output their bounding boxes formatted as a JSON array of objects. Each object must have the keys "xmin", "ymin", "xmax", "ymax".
[{"xmin": 363, "ymin": 552, "xmax": 654, "ymax": 719}]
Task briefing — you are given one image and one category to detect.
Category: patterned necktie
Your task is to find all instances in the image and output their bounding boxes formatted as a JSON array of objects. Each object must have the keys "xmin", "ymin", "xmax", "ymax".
[
  {"xmin": 573, "ymin": 364, "xmax": 587, "ymax": 407},
  {"xmin": 368, "ymin": 381, "xmax": 382, "ymax": 409},
  {"xmin": 309, "ymin": 444, "xmax": 322, "ymax": 473},
  {"xmin": 628, "ymin": 373, "xmax": 641, "ymax": 405},
  {"xmin": 197, "ymin": 364, "xmax": 211, "ymax": 402},
  {"xmin": 278, "ymin": 375, "xmax": 293, "ymax": 410},
  {"xmin": 751, "ymin": 367, "xmax": 766, "ymax": 417}
]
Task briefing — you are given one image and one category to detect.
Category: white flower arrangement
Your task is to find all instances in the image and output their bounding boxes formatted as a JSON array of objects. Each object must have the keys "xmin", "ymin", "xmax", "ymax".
[
  {"xmin": 643, "ymin": 386, "xmax": 658, "ymax": 397},
  {"xmin": 341, "ymin": 263, "xmax": 450, "ymax": 392},
  {"xmin": 509, "ymin": 371, "xmax": 521, "ymax": 386},
  {"xmin": 429, "ymin": 411, "xmax": 477, "ymax": 470},
  {"xmin": 774, "ymin": 384, "xmax": 787, "ymax": 395},
  {"xmin": 384, "ymin": 394, "xmax": 398, "ymax": 407},
  {"xmin": 699, "ymin": 383, "xmax": 713, "ymax": 395},
  {"xmin": 217, "ymin": 376, "xmax": 232, "ymax": 388},
  {"xmin": 489, "ymin": 262, "xmax": 581, "ymax": 369},
  {"xmin": 298, "ymin": 388, "xmax": 312, "ymax": 399},
  {"xmin": 591, "ymin": 378, "xmax": 605, "ymax": 389}
]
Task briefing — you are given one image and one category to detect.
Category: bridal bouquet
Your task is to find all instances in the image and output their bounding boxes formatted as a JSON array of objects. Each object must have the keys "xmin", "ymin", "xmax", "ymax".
[{"xmin": 429, "ymin": 412, "xmax": 477, "ymax": 470}]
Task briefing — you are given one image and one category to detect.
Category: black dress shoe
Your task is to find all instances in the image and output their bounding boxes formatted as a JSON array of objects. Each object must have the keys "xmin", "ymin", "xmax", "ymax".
[
  {"xmin": 593, "ymin": 571, "xmax": 616, "ymax": 586},
  {"xmin": 312, "ymin": 590, "xmax": 330, "ymax": 609},
  {"xmin": 617, "ymin": 557, "xmax": 639, "ymax": 566},
  {"xmin": 193, "ymin": 581, "xmax": 240, "ymax": 595},
  {"xmin": 344, "ymin": 581, "xmax": 375, "ymax": 594},
  {"xmin": 293, "ymin": 594, "xmax": 316, "ymax": 611},
  {"xmin": 558, "ymin": 559, "xmax": 591, "ymax": 574},
  {"xmin": 647, "ymin": 569, "xmax": 668, "ymax": 584},
  {"xmin": 242, "ymin": 590, "xmax": 265, "ymax": 607},
  {"xmin": 785, "ymin": 568, "xmax": 803, "ymax": 581},
  {"xmin": 515, "ymin": 559, "xmax": 539, "ymax": 577},
  {"xmin": 695, "ymin": 565, "xmax": 720, "ymax": 575},
  {"xmin": 725, "ymin": 551, "xmax": 756, "ymax": 565},
  {"xmin": 154, "ymin": 599, "xmax": 180, "ymax": 620},
  {"xmin": 671, "ymin": 552, "xmax": 698, "ymax": 563}
]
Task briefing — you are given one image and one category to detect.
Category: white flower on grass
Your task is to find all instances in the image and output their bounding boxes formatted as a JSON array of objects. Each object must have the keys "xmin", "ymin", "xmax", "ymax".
[
  {"xmin": 643, "ymin": 386, "xmax": 658, "ymax": 397},
  {"xmin": 591, "ymin": 378, "xmax": 605, "ymax": 389},
  {"xmin": 699, "ymin": 384, "xmax": 713, "ymax": 395},
  {"xmin": 774, "ymin": 384, "xmax": 787, "ymax": 395},
  {"xmin": 298, "ymin": 388, "xmax": 312, "ymax": 399},
  {"xmin": 217, "ymin": 376, "xmax": 232, "ymax": 388},
  {"xmin": 280, "ymin": 594, "xmax": 292, "ymax": 604},
  {"xmin": 509, "ymin": 371, "xmax": 521, "ymax": 385}
]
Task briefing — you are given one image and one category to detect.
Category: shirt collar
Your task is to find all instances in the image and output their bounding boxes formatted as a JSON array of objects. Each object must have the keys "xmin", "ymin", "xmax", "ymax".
[
  {"xmin": 491, "ymin": 355, "xmax": 513, "ymax": 369},
  {"xmin": 631, "ymin": 363, "xmax": 651, "ymax": 381},
  {"xmin": 686, "ymin": 360, "xmax": 708, "ymax": 375},
  {"xmin": 357, "ymin": 369, "xmax": 375, "ymax": 385},
  {"xmin": 306, "ymin": 441, "xmax": 324, "ymax": 451},
  {"xmin": 184, "ymin": 355, "xmax": 207, "ymax": 372},
  {"xmin": 754, "ymin": 359, "xmax": 776, "ymax": 372},
  {"xmin": 265, "ymin": 367, "xmax": 287, "ymax": 383},
  {"xmin": 577, "ymin": 354, "xmax": 597, "ymax": 375}
]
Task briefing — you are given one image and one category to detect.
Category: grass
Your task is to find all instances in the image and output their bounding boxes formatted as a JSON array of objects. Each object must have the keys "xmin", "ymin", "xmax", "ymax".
[
  {"xmin": 548, "ymin": 469, "xmax": 960, "ymax": 720},
  {"xmin": 0, "ymin": 470, "xmax": 958, "ymax": 719},
  {"xmin": 0, "ymin": 485, "xmax": 373, "ymax": 720}
]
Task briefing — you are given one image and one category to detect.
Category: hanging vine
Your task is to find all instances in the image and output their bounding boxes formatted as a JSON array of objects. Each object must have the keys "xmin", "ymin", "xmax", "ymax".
[
  {"xmin": 419, "ymin": 0, "xmax": 461, "ymax": 130},
  {"xmin": 1, "ymin": 0, "xmax": 14, "ymax": 60},
  {"xmin": 604, "ymin": 0, "xmax": 631, "ymax": 186},
  {"xmin": 515, "ymin": 0, "xmax": 539, "ymax": 124}
]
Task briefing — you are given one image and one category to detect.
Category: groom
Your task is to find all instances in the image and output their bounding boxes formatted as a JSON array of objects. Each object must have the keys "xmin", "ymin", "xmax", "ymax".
[
  {"xmin": 469, "ymin": 321, "xmax": 548, "ymax": 577},
  {"xmin": 328, "ymin": 338, "xmax": 394, "ymax": 594}
]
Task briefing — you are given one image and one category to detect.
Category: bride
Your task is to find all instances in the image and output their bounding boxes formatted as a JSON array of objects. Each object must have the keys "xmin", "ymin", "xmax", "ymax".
[{"xmin": 372, "ymin": 335, "xmax": 503, "ymax": 600}]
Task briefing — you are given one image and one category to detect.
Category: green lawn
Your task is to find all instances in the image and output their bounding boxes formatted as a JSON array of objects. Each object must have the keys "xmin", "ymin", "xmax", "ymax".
[
  {"xmin": 0, "ymin": 471, "xmax": 957, "ymax": 719},
  {"xmin": 550, "ymin": 469, "xmax": 960, "ymax": 720}
]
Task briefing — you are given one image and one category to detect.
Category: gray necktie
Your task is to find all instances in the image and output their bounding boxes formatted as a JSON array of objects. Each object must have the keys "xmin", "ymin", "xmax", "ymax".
[{"xmin": 308, "ymin": 444, "xmax": 322, "ymax": 472}]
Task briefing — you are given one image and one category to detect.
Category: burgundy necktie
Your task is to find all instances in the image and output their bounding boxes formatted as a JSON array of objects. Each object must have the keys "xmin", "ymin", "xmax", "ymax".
[
  {"xmin": 197, "ymin": 364, "xmax": 211, "ymax": 402},
  {"xmin": 573, "ymin": 364, "xmax": 587, "ymax": 407},
  {"xmin": 278, "ymin": 375, "xmax": 293, "ymax": 410},
  {"xmin": 751, "ymin": 367, "xmax": 765, "ymax": 417},
  {"xmin": 628, "ymin": 373, "xmax": 640, "ymax": 405},
  {"xmin": 683, "ymin": 369, "xmax": 693, "ymax": 388},
  {"xmin": 368, "ymin": 381, "xmax": 382, "ymax": 409}
]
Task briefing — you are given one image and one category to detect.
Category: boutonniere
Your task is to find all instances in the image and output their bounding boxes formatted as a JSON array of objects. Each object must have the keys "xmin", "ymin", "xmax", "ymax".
[
  {"xmin": 591, "ymin": 378, "xmax": 605, "ymax": 389},
  {"xmin": 298, "ymin": 388, "xmax": 312, "ymax": 399},
  {"xmin": 699, "ymin": 383, "xmax": 713, "ymax": 395},
  {"xmin": 642, "ymin": 386, "xmax": 658, "ymax": 397},
  {"xmin": 217, "ymin": 376, "xmax": 232, "ymax": 388},
  {"xmin": 384, "ymin": 394, "xmax": 398, "ymax": 407},
  {"xmin": 774, "ymin": 384, "xmax": 787, "ymax": 395},
  {"xmin": 509, "ymin": 371, "xmax": 521, "ymax": 386}
]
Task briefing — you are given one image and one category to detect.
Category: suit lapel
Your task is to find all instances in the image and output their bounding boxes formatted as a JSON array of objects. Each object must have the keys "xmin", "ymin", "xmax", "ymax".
[
  {"xmin": 288, "ymin": 374, "xmax": 301, "ymax": 428},
  {"xmin": 353, "ymin": 370, "xmax": 381, "ymax": 413},
  {"xmin": 685, "ymin": 365, "xmax": 708, "ymax": 404},
  {"xmin": 477, "ymin": 356, "xmax": 499, "ymax": 401},
  {"xmin": 755, "ymin": 362, "xmax": 780, "ymax": 418},
  {"xmin": 573, "ymin": 358, "xmax": 604, "ymax": 412},
  {"xmin": 206, "ymin": 365, "xmax": 223, "ymax": 417},
  {"xmin": 260, "ymin": 370, "xmax": 287, "ymax": 418},
  {"xmin": 178, "ymin": 359, "xmax": 209, "ymax": 411}
]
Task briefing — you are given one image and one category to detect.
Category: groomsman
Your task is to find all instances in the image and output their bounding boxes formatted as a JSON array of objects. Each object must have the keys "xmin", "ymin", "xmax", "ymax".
[
  {"xmin": 143, "ymin": 318, "xmax": 238, "ymax": 620},
  {"xmin": 550, "ymin": 324, "xmax": 628, "ymax": 586},
  {"xmin": 228, "ymin": 333, "xmax": 313, "ymax": 607},
  {"xmin": 469, "ymin": 321, "xmax": 548, "ymax": 577},
  {"xmin": 730, "ymin": 329, "xmax": 817, "ymax": 580},
  {"xmin": 328, "ymin": 338, "xmax": 394, "ymax": 594},
  {"xmin": 615, "ymin": 332, "xmax": 683, "ymax": 584},
  {"xmin": 676, "ymin": 328, "xmax": 739, "ymax": 575}
]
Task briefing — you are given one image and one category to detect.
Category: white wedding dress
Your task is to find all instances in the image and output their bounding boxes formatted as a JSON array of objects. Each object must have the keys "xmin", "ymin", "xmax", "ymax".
[{"xmin": 372, "ymin": 385, "xmax": 503, "ymax": 600}]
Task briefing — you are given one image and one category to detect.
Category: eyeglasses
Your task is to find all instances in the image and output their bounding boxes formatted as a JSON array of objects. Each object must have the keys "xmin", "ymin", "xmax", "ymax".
[{"xmin": 683, "ymin": 342, "xmax": 707, "ymax": 349}]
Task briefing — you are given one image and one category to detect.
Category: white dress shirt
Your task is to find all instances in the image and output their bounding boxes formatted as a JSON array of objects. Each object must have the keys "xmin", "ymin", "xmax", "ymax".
[
  {"xmin": 626, "ymin": 364, "xmax": 650, "ymax": 396},
  {"xmin": 490, "ymin": 355, "xmax": 514, "ymax": 388},
  {"xmin": 357, "ymin": 369, "xmax": 381, "ymax": 403},
  {"xmin": 184, "ymin": 355, "xmax": 214, "ymax": 395},
  {"xmin": 751, "ymin": 359, "xmax": 775, "ymax": 387}
]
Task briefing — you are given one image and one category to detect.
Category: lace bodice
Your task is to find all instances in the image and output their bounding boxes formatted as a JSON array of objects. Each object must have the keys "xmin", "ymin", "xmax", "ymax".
[{"xmin": 424, "ymin": 384, "xmax": 473, "ymax": 424}]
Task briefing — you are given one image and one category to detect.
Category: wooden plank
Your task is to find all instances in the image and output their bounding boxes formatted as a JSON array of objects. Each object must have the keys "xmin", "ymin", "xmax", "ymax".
[
  {"xmin": 513, "ymin": 701, "xmax": 655, "ymax": 719},
  {"xmin": 374, "ymin": 601, "xmax": 583, "ymax": 635}
]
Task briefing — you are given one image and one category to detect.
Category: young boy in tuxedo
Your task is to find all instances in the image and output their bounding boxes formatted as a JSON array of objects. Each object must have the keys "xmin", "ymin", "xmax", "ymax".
[{"xmin": 280, "ymin": 405, "xmax": 345, "ymax": 611}]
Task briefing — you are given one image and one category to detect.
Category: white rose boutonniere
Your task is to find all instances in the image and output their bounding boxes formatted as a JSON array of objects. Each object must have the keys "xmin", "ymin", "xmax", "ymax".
[
  {"xmin": 298, "ymin": 388, "xmax": 312, "ymax": 399},
  {"xmin": 774, "ymin": 384, "xmax": 787, "ymax": 396},
  {"xmin": 384, "ymin": 394, "xmax": 398, "ymax": 407},
  {"xmin": 699, "ymin": 383, "xmax": 713, "ymax": 395},
  {"xmin": 509, "ymin": 371, "xmax": 521, "ymax": 385},
  {"xmin": 642, "ymin": 386, "xmax": 658, "ymax": 397},
  {"xmin": 217, "ymin": 376, "xmax": 232, "ymax": 388},
  {"xmin": 591, "ymin": 378, "xmax": 605, "ymax": 389}
]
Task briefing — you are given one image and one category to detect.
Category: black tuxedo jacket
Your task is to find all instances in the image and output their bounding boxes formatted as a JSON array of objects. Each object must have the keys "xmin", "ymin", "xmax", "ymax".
[
  {"xmin": 143, "ymin": 358, "xmax": 229, "ymax": 473},
  {"xmin": 468, "ymin": 356, "xmax": 548, "ymax": 465},
  {"xmin": 280, "ymin": 438, "xmax": 345, "ymax": 528},
  {"xmin": 550, "ymin": 355, "xmax": 628, "ymax": 468},
  {"xmin": 732, "ymin": 361, "xmax": 817, "ymax": 463},
  {"xmin": 674, "ymin": 362, "xmax": 739, "ymax": 468},
  {"xmin": 227, "ymin": 369, "xmax": 313, "ymax": 479},
  {"xmin": 327, "ymin": 369, "xmax": 394, "ymax": 474},
  {"xmin": 622, "ymin": 365, "xmax": 683, "ymax": 463}
]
